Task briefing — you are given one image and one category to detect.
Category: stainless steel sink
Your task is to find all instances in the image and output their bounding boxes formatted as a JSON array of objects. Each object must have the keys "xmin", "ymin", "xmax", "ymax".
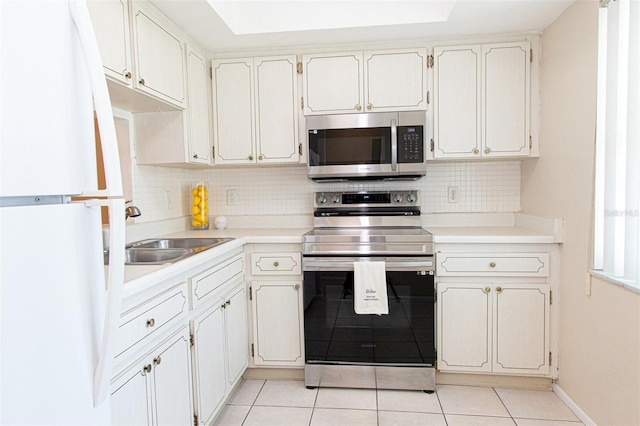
[
  {"xmin": 104, "ymin": 237, "xmax": 235, "ymax": 265},
  {"xmin": 129, "ymin": 237, "xmax": 233, "ymax": 250}
]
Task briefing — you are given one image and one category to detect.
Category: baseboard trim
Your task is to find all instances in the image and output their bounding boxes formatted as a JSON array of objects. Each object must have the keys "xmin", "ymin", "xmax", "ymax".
[{"xmin": 552, "ymin": 383, "xmax": 596, "ymax": 426}]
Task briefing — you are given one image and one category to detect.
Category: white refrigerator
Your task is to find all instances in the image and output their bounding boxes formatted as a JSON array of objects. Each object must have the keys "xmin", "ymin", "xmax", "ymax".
[{"xmin": 1, "ymin": 1, "xmax": 125, "ymax": 424}]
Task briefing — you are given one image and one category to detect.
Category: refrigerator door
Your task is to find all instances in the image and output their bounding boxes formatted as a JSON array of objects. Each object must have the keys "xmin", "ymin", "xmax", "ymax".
[
  {"xmin": 0, "ymin": 0, "xmax": 122, "ymax": 199},
  {"xmin": 0, "ymin": 203, "xmax": 111, "ymax": 424}
]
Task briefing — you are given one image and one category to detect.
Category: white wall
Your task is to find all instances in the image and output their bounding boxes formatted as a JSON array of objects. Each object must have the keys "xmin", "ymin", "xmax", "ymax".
[{"xmin": 521, "ymin": 1, "xmax": 640, "ymax": 424}]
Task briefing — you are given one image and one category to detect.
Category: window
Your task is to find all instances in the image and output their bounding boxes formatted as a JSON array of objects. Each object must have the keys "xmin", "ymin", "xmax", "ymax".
[{"xmin": 593, "ymin": 0, "xmax": 640, "ymax": 291}]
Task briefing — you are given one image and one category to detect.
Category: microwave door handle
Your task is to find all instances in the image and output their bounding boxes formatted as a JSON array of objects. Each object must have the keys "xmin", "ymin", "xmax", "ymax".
[{"xmin": 391, "ymin": 119, "xmax": 397, "ymax": 171}]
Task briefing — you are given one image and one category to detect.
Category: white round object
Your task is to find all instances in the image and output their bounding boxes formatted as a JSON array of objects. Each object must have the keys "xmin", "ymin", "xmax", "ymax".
[{"xmin": 214, "ymin": 216, "xmax": 227, "ymax": 229}]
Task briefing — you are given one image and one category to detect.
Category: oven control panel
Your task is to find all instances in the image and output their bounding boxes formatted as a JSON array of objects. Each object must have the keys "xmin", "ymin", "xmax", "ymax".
[{"xmin": 314, "ymin": 191, "xmax": 419, "ymax": 208}]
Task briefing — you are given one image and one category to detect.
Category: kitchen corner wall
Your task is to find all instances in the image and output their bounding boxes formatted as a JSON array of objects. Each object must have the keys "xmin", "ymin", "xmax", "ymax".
[{"xmin": 131, "ymin": 160, "xmax": 521, "ymax": 223}]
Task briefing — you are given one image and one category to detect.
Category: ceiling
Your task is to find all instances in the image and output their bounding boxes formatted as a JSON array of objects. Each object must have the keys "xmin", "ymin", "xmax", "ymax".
[{"xmin": 149, "ymin": 0, "xmax": 576, "ymax": 54}]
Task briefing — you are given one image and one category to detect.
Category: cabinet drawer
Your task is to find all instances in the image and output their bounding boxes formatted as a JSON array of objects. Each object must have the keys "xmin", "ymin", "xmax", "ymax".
[
  {"xmin": 191, "ymin": 254, "xmax": 244, "ymax": 308},
  {"xmin": 437, "ymin": 253, "xmax": 549, "ymax": 277},
  {"xmin": 251, "ymin": 252, "xmax": 301, "ymax": 275},
  {"xmin": 116, "ymin": 283, "xmax": 188, "ymax": 360}
]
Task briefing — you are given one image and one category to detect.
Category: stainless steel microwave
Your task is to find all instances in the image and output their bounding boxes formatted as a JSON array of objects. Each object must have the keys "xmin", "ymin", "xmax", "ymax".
[{"xmin": 306, "ymin": 112, "xmax": 426, "ymax": 181}]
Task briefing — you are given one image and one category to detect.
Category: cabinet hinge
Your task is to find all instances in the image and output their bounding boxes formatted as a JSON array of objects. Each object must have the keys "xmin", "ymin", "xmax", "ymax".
[
  {"xmin": 251, "ymin": 343, "xmax": 254, "ymax": 357},
  {"xmin": 301, "ymin": 97, "xmax": 304, "ymax": 110},
  {"xmin": 430, "ymin": 138, "xmax": 434, "ymax": 152},
  {"xmin": 530, "ymin": 48, "xmax": 534, "ymax": 63},
  {"xmin": 249, "ymin": 286, "xmax": 252, "ymax": 301},
  {"xmin": 190, "ymin": 334, "xmax": 195, "ymax": 347},
  {"xmin": 427, "ymin": 91, "xmax": 431, "ymax": 105},
  {"xmin": 433, "ymin": 287, "xmax": 437, "ymax": 302},
  {"xmin": 209, "ymin": 66, "xmax": 213, "ymax": 79},
  {"xmin": 298, "ymin": 142, "xmax": 303, "ymax": 156},
  {"xmin": 212, "ymin": 145, "xmax": 215, "ymax": 158},
  {"xmin": 550, "ymin": 290, "xmax": 553, "ymax": 305},
  {"xmin": 427, "ymin": 54, "xmax": 434, "ymax": 69},
  {"xmin": 549, "ymin": 352, "xmax": 552, "ymax": 365},
  {"xmin": 194, "ymin": 414, "xmax": 198, "ymax": 426},
  {"xmin": 529, "ymin": 135, "xmax": 533, "ymax": 149},
  {"xmin": 297, "ymin": 62, "xmax": 303, "ymax": 75}
]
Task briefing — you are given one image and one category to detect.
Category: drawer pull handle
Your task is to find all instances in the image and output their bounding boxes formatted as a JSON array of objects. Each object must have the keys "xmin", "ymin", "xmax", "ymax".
[
  {"xmin": 142, "ymin": 364, "xmax": 152, "ymax": 374},
  {"xmin": 483, "ymin": 287, "xmax": 491, "ymax": 293},
  {"xmin": 153, "ymin": 356, "xmax": 162, "ymax": 366},
  {"xmin": 146, "ymin": 318, "xmax": 155, "ymax": 328},
  {"xmin": 489, "ymin": 262, "xmax": 496, "ymax": 268},
  {"xmin": 294, "ymin": 284, "xmax": 300, "ymax": 290},
  {"xmin": 273, "ymin": 261, "xmax": 279, "ymax": 267},
  {"xmin": 496, "ymin": 287, "xmax": 503, "ymax": 293}
]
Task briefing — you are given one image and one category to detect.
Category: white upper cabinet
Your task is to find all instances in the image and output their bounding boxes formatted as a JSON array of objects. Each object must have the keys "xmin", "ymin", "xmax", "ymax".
[
  {"xmin": 87, "ymin": 0, "xmax": 133, "ymax": 85},
  {"xmin": 186, "ymin": 44, "xmax": 212, "ymax": 164},
  {"xmin": 212, "ymin": 56, "xmax": 299, "ymax": 165},
  {"xmin": 302, "ymin": 48, "xmax": 428, "ymax": 115},
  {"xmin": 88, "ymin": 0, "xmax": 187, "ymax": 109},
  {"xmin": 131, "ymin": 1, "xmax": 186, "ymax": 107},
  {"xmin": 433, "ymin": 41, "xmax": 530, "ymax": 159}
]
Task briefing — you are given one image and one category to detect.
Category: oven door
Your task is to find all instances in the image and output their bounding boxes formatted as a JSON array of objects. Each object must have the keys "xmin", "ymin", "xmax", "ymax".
[{"xmin": 302, "ymin": 257, "xmax": 435, "ymax": 366}]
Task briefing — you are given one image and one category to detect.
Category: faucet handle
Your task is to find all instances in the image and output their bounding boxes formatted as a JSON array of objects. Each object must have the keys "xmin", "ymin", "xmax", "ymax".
[{"xmin": 125, "ymin": 200, "xmax": 133, "ymax": 204}]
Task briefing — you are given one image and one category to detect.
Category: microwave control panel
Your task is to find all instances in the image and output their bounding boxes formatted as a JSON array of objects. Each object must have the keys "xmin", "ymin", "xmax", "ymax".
[{"xmin": 397, "ymin": 125, "xmax": 424, "ymax": 163}]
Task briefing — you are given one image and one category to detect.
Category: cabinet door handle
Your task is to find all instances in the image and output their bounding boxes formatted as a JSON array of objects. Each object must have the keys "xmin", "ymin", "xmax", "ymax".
[
  {"xmin": 146, "ymin": 318, "xmax": 155, "ymax": 328},
  {"xmin": 193, "ymin": 153, "xmax": 198, "ymax": 159},
  {"xmin": 294, "ymin": 284, "xmax": 300, "ymax": 291},
  {"xmin": 489, "ymin": 262, "xmax": 496, "ymax": 268},
  {"xmin": 124, "ymin": 71, "xmax": 132, "ymax": 79},
  {"xmin": 142, "ymin": 364, "xmax": 152, "ymax": 374},
  {"xmin": 367, "ymin": 103, "xmax": 373, "ymax": 110},
  {"xmin": 484, "ymin": 147, "xmax": 491, "ymax": 154},
  {"xmin": 473, "ymin": 148, "xmax": 479, "ymax": 155},
  {"xmin": 153, "ymin": 356, "xmax": 162, "ymax": 366},
  {"xmin": 139, "ymin": 78, "xmax": 145, "ymax": 85},
  {"xmin": 273, "ymin": 261, "xmax": 279, "ymax": 267},
  {"xmin": 496, "ymin": 287, "xmax": 503, "ymax": 293},
  {"xmin": 258, "ymin": 155, "xmax": 264, "ymax": 160},
  {"xmin": 226, "ymin": 299, "xmax": 231, "ymax": 306},
  {"xmin": 483, "ymin": 287, "xmax": 491, "ymax": 294},
  {"xmin": 356, "ymin": 104, "xmax": 362, "ymax": 111},
  {"xmin": 248, "ymin": 155, "xmax": 254, "ymax": 161}
]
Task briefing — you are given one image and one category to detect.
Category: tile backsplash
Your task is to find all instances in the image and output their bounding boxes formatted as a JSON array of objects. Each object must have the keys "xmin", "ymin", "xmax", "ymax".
[{"xmin": 131, "ymin": 161, "xmax": 521, "ymax": 223}]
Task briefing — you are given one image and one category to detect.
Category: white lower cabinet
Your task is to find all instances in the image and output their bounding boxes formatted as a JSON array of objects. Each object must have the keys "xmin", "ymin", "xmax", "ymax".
[
  {"xmin": 191, "ymin": 279, "xmax": 248, "ymax": 426},
  {"xmin": 251, "ymin": 280, "xmax": 304, "ymax": 366},
  {"xmin": 438, "ymin": 282, "xmax": 549, "ymax": 375},
  {"xmin": 111, "ymin": 326, "xmax": 194, "ymax": 426}
]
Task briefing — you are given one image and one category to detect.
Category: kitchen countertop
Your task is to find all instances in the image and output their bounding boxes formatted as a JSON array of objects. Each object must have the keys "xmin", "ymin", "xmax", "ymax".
[{"xmin": 425, "ymin": 226, "xmax": 557, "ymax": 244}]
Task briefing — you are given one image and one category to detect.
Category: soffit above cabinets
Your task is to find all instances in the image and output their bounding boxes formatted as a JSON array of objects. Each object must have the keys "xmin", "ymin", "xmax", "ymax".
[{"xmin": 149, "ymin": 0, "xmax": 575, "ymax": 53}]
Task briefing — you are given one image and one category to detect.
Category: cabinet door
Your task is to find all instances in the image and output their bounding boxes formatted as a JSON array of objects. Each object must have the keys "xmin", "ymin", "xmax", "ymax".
[
  {"xmin": 224, "ymin": 283, "xmax": 249, "ymax": 387},
  {"xmin": 132, "ymin": 4, "xmax": 186, "ymax": 106},
  {"xmin": 364, "ymin": 49, "xmax": 428, "ymax": 112},
  {"xmin": 493, "ymin": 284, "xmax": 549, "ymax": 375},
  {"xmin": 212, "ymin": 58, "xmax": 255, "ymax": 164},
  {"xmin": 481, "ymin": 42, "xmax": 530, "ymax": 157},
  {"xmin": 433, "ymin": 45, "xmax": 482, "ymax": 159},
  {"xmin": 302, "ymin": 52, "xmax": 364, "ymax": 115},
  {"xmin": 187, "ymin": 45, "xmax": 212, "ymax": 164},
  {"xmin": 254, "ymin": 56, "xmax": 299, "ymax": 163},
  {"xmin": 252, "ymin": 281, "xmax": 304, "ymax": 366},
  {"xmin": 192, "ymin": 301, "xmax": 227, "ymax": 426},
  {"xmin": 437, "ymin": 283, "xmax": 492, "ymax": 372},
  {"xmin": 152, "ymin": 327, "xmax": 194, "ymax": 426},
  {"xmin": 111, "ymin": 362, "xmax": 152, "ymax": 426},
  {"xmin": 87, "ymin": 0, "xmax": 132, "ymax": 85}
]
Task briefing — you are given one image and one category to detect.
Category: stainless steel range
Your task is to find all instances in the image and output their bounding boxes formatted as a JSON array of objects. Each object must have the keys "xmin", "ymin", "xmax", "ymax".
[{"xmin": 302, "ymin": 191, "xmax": 436, "ymax": 392}]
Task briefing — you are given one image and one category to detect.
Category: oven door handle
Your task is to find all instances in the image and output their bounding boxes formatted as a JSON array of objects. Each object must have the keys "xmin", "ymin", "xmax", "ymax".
[{"xmin": 303, "ymin": 257, "xmax": 434, "ymax": 272}]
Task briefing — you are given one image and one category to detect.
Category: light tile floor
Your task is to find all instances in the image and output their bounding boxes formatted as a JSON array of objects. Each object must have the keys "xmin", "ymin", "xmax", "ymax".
[{"xmin": 214, "ymin": 379, "xmax": 584, "ymax": 426}]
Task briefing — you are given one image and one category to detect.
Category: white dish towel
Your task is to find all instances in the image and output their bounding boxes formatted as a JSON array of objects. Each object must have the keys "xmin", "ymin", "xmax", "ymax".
[{"xmin": 353, "ymin": 261, "xmax": 389, "ymax": 315}]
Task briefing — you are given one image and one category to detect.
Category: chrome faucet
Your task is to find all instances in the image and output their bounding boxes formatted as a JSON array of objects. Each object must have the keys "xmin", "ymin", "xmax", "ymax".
[{"xmin": 125, "ymin": 201, "xmax": 141, "ymax": 220}]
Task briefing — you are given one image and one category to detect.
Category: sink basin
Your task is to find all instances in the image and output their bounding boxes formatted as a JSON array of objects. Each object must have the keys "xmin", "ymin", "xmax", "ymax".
[
  {"xmin": 125, "ymin": 248, "xmax": 191, "ymax": 264},
  {"xmin": 129, "ymin": 237, "xmax": 233, "ymax": 250},
  {"xmin": 104, "ymin": 237, "xmax": 235, "ymax": 265}
]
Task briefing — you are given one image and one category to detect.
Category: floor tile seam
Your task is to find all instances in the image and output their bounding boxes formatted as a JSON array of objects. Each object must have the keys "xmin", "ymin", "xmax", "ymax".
[
  {"xmin": 441, "ymin": 410, "xmax": 512, "ymax": 418},
  {"xmin": 377, "ymin": 409, "xmax": 446, "ymax": 415},
  {"xmin": 312, "ymin": 406, "xmax": 379, "ymax": 412},
  {"xmin": 493, "ymin": 386, "xmax": 516, "ymax": 418}
]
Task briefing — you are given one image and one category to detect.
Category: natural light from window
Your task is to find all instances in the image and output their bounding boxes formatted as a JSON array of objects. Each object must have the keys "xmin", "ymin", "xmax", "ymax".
[{"xmin": 593, "ymin": 0, "xmax": 640, "ymax": 291}]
